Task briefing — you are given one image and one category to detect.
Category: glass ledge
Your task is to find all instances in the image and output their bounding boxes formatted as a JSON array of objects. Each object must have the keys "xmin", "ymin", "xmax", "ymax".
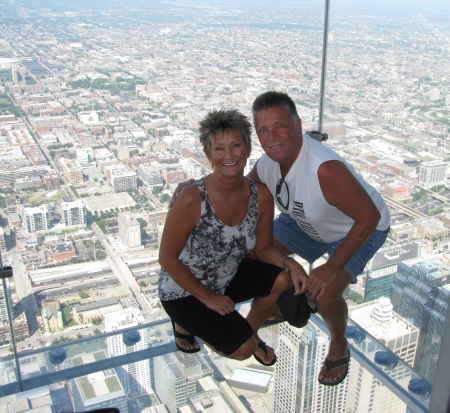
[
  {"xmin": 0, "ymin": 316, "xmax": 432, "ymax": 412},
  {"xmin": 314, "ymin": 315, "xmax": 430, "ymax": 413}
]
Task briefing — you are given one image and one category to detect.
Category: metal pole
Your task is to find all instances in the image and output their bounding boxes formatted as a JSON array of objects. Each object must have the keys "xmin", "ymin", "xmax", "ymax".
[{"xmin": 318, "ymin": 0, "xmax": 331, "ymax": 132}]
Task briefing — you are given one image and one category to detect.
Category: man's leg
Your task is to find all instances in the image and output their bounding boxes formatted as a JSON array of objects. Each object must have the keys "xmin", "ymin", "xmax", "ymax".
[
  {"xmin": 315, "ymin": 269, "xmax": 352, "ymax": 384},
  {"xmin": 275, "ymin": 235, "xmax": 351, "ymax": 383}
]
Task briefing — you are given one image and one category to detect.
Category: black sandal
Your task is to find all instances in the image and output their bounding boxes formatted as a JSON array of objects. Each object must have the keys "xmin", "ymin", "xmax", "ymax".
[
  {"xmin": 171, "ymin": 320, "xmax": 200, "ymax": 353},
  {"xmin": 318, "ymin": 348, "xmax": 350, "ymax": 386},
  {"xmin": 254, "ymin": 341, "xmax": 277, "ymax": 366}
]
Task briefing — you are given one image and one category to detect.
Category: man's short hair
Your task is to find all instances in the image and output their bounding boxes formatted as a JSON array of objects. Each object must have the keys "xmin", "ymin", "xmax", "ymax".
[
  {"xmin": 252, "ymin": 91, "xmax": 299, "ymax": 119},
  {"xmin": 199, "ymin": 108, "xmax": 252, "ymax": 161}
]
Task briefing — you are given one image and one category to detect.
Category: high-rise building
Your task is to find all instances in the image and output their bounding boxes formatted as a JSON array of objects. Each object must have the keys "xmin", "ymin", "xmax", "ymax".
[
  {"xmin": 153, "ymin": 352, "xmax": 213, "ymax": 413},
  {"xmin": 118, "ymin": 212, "xmax": 141, "ymax": 248},
  {"xmin": 24, "ymin": 205, "xmax": 50, "ymax": 233},
  {"xmin": 363, "ymin": 241, "xmax": 421, "ymax": 301},
  {"xmin": 390, "ymin": 259, "xmax": 450, "ymax": 382},
  {"xmin": 0, "ymin": 226, "xmax": 6, "ymax": 253},
  {"xmin": 11, "ymin": 65, "xmax": 25, "ymax": 84},
  {"xmin": 0, "ymin": 278, "xmax": 12, "ymax": 324},
  {"xmin": 61, "ymin": 200, "xmax": 86, "ymax": 227},
  {"xmin": 70, "ymin": 351, "xmax": 128, "ymax": 413},
  {"xmin": 419, "ymin": 161, "xmax": 447, "ymax": 188},
  {"xmin": 273, "ymin": 321, "xmax": 349, "ymax": 413},
  {"xmin": 104, "ymin": 308, "xmax": 151, "ymax": 395},
  {"xmin": 347, "ymin": 298, "xmax": 419, "ymax": 412}
]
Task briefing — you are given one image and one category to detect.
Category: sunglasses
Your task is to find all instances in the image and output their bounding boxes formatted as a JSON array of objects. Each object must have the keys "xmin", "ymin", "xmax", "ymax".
[{"xmin": 276, "ymin": 177, "xmax": 290, "ymax": 209}]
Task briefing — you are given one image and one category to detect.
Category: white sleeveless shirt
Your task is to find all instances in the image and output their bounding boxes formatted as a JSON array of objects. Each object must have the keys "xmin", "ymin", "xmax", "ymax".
[{"xmin": 257, "ymin": 134, "xmax": 391, "ymax": 243}]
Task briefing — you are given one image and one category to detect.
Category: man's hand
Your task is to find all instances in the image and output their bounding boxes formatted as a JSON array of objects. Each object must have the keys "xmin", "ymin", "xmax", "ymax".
[
  {"xmin": 305, "ymin": 262, "xmax": 339, "ymax": 301},
  {"xmin": 203, "ymin": 292, "xmax": 235, "ymax": 316},
  {"xmin": 169, "ymin": 179, "xmax": 194, "ymax": 208}
]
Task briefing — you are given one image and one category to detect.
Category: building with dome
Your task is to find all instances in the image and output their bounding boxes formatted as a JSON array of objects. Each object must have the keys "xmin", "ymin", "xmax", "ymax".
[{"xmin": 347, "ymin": 298, "xmax": 419, "ymax": 412}]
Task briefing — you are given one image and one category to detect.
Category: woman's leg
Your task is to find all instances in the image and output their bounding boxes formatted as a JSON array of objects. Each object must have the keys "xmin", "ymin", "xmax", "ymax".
[
  {"xmin": 225, "ymin": 259, "xmax": 293, "ymax": 364},
  {"xmin": 172, "ymin": 321, "xmax": 201, "ymax": 352},
  {"xmin": 162, "ymin": 295, "xmax": 256, "ymax": 360}
]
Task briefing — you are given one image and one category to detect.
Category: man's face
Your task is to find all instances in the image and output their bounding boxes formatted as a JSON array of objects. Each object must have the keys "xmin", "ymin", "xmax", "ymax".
[{"xmin": 253, "ymin": 104, "xmax": 302, "ymax": 169}]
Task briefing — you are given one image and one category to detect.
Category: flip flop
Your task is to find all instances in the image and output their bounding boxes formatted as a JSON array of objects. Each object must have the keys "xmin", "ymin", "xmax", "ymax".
[
  {"xmin": 171, "ymin": 320, "xmax": 200, "ymax": 354},
  {"xmin": 318, "ymin": 348, "xmax": 351, "ymax": 386},
  {"xmin": 254, "ymin": 341, "xmax": 277, "ymax": 366}
]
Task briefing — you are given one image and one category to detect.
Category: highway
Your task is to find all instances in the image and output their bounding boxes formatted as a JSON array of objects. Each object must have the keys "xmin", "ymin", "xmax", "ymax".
[
  {"xmin": 90, "ymin": 222, "xmax": 153, "ymax": 314},
  {"xmin": 384, "ymin": 197, "xmax": 428, "ymax": 219}
]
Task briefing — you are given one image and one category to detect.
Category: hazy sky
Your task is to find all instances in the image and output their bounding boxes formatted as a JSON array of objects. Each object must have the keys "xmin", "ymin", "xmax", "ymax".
[
  {"xmin": 9, "ymin": 0, "xmax": 450, "ymax": 22},
  {"xmin": 336, "ymin": 0, "xmax": 450, "ymax": 16}
]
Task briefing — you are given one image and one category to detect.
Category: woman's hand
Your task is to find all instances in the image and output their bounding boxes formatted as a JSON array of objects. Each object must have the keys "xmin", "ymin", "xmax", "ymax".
[
  {"xmin": 285, "ymin": 258, "xmax": 308, "ymax": 295},
  {"xmin": 203, "ymin": 292, "xmax": 235, "ymax": 316}
]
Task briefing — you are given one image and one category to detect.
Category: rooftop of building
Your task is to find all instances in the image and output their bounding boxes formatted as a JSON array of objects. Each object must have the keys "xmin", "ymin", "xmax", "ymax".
[
  {"xmin": 350, "ymin": 298, "xmax": 418, "ymax": 342},
  {"xmin": 73, "ymin": 297, "xmax": 119, "ymax": 312}
]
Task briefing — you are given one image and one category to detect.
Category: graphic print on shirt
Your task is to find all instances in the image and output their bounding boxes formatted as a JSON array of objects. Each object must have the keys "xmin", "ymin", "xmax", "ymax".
[{"xmin": 292, "ymin": 201, "xmax": 323, "ymax": 242}]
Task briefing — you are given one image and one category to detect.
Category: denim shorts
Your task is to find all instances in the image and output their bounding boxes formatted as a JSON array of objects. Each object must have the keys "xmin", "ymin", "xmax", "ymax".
[{"xmin": 273, "ymin": 213, "xmax": 389, "ymax": 283}]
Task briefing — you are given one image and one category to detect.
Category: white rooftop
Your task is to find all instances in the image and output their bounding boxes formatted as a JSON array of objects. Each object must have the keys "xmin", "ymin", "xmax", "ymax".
[{"xmin": 350, "ymin": 297, "xmax": 417, "ymax": 342}]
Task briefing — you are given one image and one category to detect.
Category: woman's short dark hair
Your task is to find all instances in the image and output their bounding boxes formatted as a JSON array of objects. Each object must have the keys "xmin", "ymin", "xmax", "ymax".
[
  {"xmin": 199, "ymin": 108, "xmax": 252, "ymax": 160},
  {"xmin": 252, "ymin": 91, "xmax": 299, "ymax": 120}
]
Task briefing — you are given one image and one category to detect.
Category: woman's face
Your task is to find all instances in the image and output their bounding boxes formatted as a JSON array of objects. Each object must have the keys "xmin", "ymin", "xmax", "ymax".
[{"xmin": 208, "ymin": 129, "xmax": 249, "ymax": 176}]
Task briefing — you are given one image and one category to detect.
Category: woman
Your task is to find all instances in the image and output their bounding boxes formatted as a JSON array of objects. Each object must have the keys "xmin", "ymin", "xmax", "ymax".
[{"xmin": 158, "ymin": 108, "xmax": 308, "ymax": 365}]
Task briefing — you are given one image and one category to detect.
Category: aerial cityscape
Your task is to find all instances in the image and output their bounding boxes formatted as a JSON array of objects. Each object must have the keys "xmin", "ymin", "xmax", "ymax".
[{"xmin": 0, "ymin": 0, "xmax": 449, "ymax": 412}]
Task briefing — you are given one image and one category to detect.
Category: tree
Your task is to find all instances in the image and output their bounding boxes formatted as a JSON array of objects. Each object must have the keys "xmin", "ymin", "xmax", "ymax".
[
  {"xmin": 160, "ymin": 193, "xmax": 171, "ymax": 203},
  {"xmin": 137, "ymin": 218, "xmax": 147, "ymax": 228},
  {"xmin": 152, "ymin": 185, "xmax": 163, "ymax": 195},
  {"xmin": 348, "ymin": 291, "xmax": 364, "ymax": 304},
  {"xmin": 95, "ymin": 251, "xmax": 106, "ymax": 260},
  {"xmin": 79, "ymin": 291, "xmax": 89, "ymax": 299}
]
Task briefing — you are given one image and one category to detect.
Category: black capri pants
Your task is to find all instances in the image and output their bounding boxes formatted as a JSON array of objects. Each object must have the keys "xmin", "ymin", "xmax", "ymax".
[{"xmin": 161, "ymin": 258, "xmax": 283, "ymax": 356}]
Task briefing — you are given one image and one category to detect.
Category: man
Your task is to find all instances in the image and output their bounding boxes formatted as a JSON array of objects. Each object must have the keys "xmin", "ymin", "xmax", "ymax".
[{"xmin": 247, "ymin": 91, "xmax": 390, "ymax": 385}]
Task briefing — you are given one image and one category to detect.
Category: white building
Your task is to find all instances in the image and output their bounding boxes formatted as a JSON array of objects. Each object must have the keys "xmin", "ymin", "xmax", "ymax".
[
  {"xmin": 347, "ymin": 298, "xmax": 419, "ymax": 412},
  {"xmin": 24, "ymin": 205, "xmax": 50, "ymax": 233},
  {"xmin": 273, "ymin": 321, "xmax": 349, "ymax": 413},
  {"xmin": 106, "ymin": 164, "xmax": 137, "ymax": 193},
  {"xmin": 419, "ymin": 160, "xmax": 447, "ymax": 188},
  {"xmin": 70, "ymin": 351, "xmax": 128, "ymax": 412},
  {"xmin": 76, "ymin": 147, "xmax": 94, "ymax": 167},
  {"xmin": 180, "ymin": 158, "xmax": 203, "ymax": 179},
  {"xmin": 118, "ymin": 212, "xmax": 141, "ymax": 248},
  {"xmin": 78, "ymin": 111, "xmax": 100, "ymax": 125},
  {"xmin": 104, "ymin": 308, "xmax": 151, "ymax": 395},
  {"xmin": 153, "ymin": 352, "xmax": 213, "ymax": 413},
  {"xmin": 61, "ymin": 200, "xmax": 86, "ymax": 227},
  {"xmin": 136, "ymin": 163, "xmax": 164, "ymax": 186}
]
